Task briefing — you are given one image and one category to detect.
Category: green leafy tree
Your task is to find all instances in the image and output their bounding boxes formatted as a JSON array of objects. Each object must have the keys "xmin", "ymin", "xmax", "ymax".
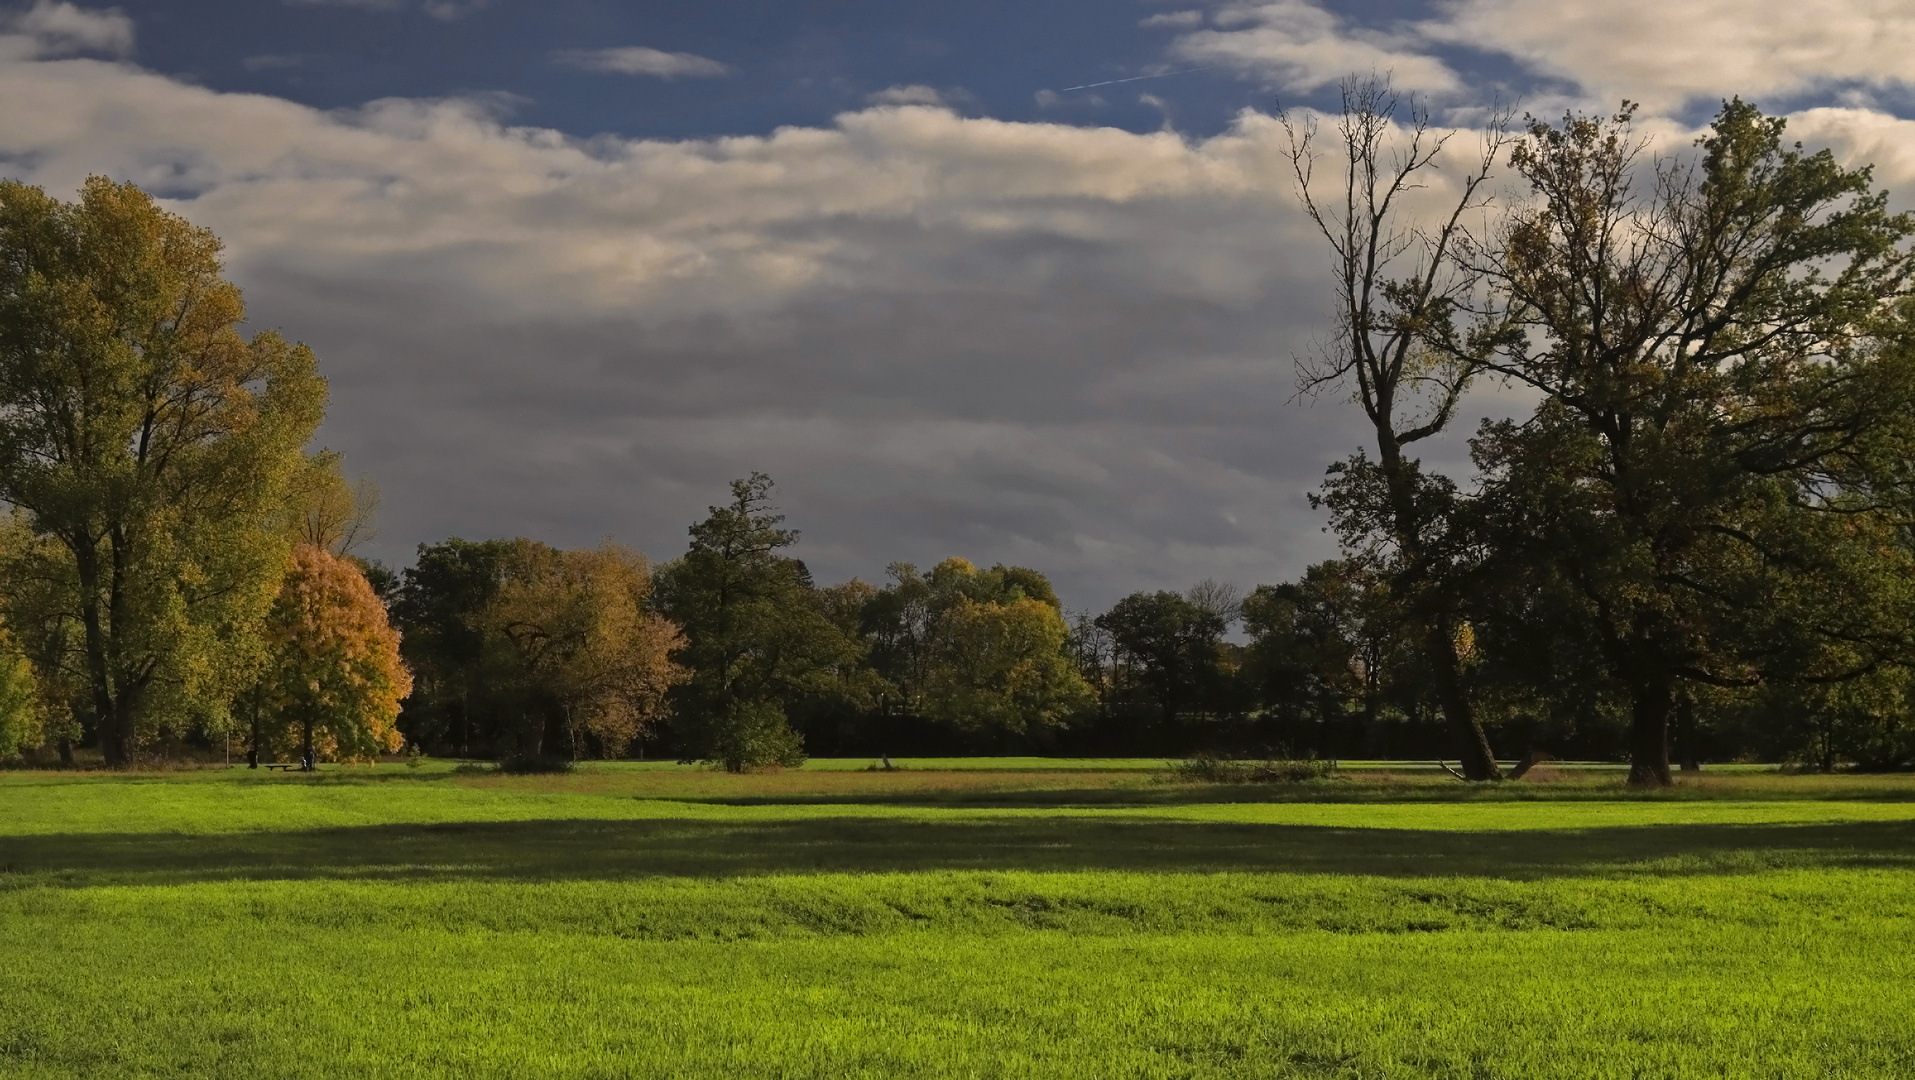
[
  {"xmin": 654, "ymin": 474, "xmax": 862, "ymax": 771},
  {"xmin": 281, "ymin": 448, "xmax": 379, "ymax": 557},
  {"xmin": 1471, "ymin": 100, "xmax": 1915, "ymax": 785},
  {"xmin": 865, "ymin": 558, "xmax": 1088, "ymax": 733},
  {"xmin": 0, "ymin": 613, "xmax": 44, "ymax": 760},
  {"xmin": 1241, "ymin": 561, "xmax": 1409, "ymax": 731},
  {"xmin": 911, "ymin": 559, "xmax": 1090, "ymax": 733},
  {"xmin": 390, "ymin": 538, "xmax": 516, "ymax": 755},
  {"xmin": 0, "ymin": 178, "xmax": 327, "ymax": 765},
  {"xmin": 1096, "ymin": 591, "xmax": 1226, "ymax": 724}
]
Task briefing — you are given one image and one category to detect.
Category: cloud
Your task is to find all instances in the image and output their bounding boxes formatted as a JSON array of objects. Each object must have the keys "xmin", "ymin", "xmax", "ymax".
[
  {"xmin": 1170, "ymin": 0, "xmax": 1458, "ymax": 94},
  {"xmin": 1139, "ymin": 10, "xmax": 1204, "ymax": 30},
  {"xmin": 1034, "ymin": 88, "xmax": 1107, "ymax": 109},
  {"xmin": 5, "ymin": 45, "xmax": 1903, "ymax": 606},
  {"xmin": 420, "ymin": 0, "xmax": 489, "ymax": 18},
  {"xmin": 286, "ymin": 0, "xmax": 492, "ymax": 18},
  {"xmin": 1156, "ymin": 0, "xmax": 1913, "ymax": 112},
  {"xmin": 243, "ymin": 54, "xmax": 304, "ymax": 72},
  {"xmin": 0, "ymin": 49, "xmax": 1368, "ymax": 604},
  {"xmin": 1423, "ymin": 0, "xmax": 1915, "ymax": 111},
  {"xmin": 3, "ymin": 1, "xmax": 131, "ymax": 58},
  {"xmin": 868, "ymin": 85, "xmax": 946, "ymax": 107},
  {"xmin": 552, "ymin": 46, "xmax": 731, "ymax": 80}
]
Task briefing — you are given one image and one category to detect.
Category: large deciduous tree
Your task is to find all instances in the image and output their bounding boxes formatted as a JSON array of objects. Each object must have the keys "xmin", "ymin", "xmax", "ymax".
[
  {"xmin": 0, "ymin": 178, "xmax": 327, "ymax": 765},
  {"xmin": 0, "ymin": 612, "xmax": 44, "ymax": 760},
  {"xmin": 1282, "ymin": 77, "xmax": 1512, "ymax": 780},
  {"xmin": 1471, "ymin": 100, "xmax": 1915, "ymax": 785},
  {"xmin": 875, "ymin": 558, "xmax": 1090, "ymax": 734}
]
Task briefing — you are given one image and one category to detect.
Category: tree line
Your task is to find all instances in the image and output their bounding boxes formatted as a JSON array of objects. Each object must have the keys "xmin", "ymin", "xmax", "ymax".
[{"xmin": 1, "ymin": 89, "xmax": 1913, "ymax": 784}]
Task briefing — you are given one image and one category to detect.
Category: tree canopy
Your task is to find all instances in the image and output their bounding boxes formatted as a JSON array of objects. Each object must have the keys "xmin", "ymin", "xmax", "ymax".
[{"xmin": 0, "ymin": 177, "xmax": 327, "ymax": 765}]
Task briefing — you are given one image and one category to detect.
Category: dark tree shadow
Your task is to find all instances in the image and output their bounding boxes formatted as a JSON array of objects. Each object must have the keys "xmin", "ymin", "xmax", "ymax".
[{"xmin": 3, "ymin": 815, "xmax": 1910, "ymax": 888}]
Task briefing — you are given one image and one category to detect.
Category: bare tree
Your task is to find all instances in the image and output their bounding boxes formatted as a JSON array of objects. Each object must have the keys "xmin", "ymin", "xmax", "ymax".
[
  {"xmin": 1281, "ymin": 75, "xmax": 1513, "ymax": 780},
  {"xmin": 1185, "ymin": 579, "xmax": 1244, "ymax": 628}
]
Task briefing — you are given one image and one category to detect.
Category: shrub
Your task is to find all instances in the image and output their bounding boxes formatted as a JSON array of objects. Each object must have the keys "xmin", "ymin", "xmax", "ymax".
[
  {"xmin": 1170, "ymin": 751, "xmax": 1336, "ymax": 784},
  {"xmin": 495, "ymin": 754, "xmax": 576, "ymax": 775}
]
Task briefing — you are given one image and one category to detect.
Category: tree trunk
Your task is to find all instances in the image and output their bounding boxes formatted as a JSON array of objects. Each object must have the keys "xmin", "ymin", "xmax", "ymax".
[
  {"xmin": 1380, "ymin": 437, "xmax": 1500, "ymax": 782},
  {"xmin": 75, "ymin": 545, "xmax": 128, "ymax": 768},
  {"xmin": 56, "ymin": 736, "xmax": 73, "ymax": 767},
  {"xmin": 1674, "ymin": 693, "xmax": 1700, "ymax": 772},
  {"xmin": 1627, "ymin": 678, "xmax": 1675, "ymax": 787},
  {"xmin": 100, "ymin": 694, "xmax": 138, "ymax": 769},
  {"xmin": 247, "ymin": 703, "xmax": 260, "ymax": 768},
  {"xmin": 1425, "ymin": 626, "xmax": 1501, "ymax": 781},
  {"xmin": 301, "ymin": 716, "xmax": 315, "ymax": 772}
]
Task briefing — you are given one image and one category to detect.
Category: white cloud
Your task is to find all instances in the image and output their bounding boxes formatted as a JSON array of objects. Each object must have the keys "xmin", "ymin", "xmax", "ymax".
[
  {"xmin": 868, "ymin": 85, "xmax": 946, "ymax": 107},
  {"xmin": 1139, "ymin": 10, "xmax": 1204, "ymax": 30},
  {"xmin": 1424, "ymin": 0, "xmax": 1915, "ymax": 111},
  {"xmin": 420, "ymin": 0, "xmax": 489, "ymax": 18},
  {"xmin": 552, "ymin": 46, "xmax": 731, "ymax": 80},
  {"xmin": 1157, "ymin": 0, "xmax": 1914, "ymax": 113},
  {"xmin": 1170, "ymin": 0, "xmax": 1458, "ymax": 94},
  {"xmin": 3, "ymin": 1, "xmax": 131, "ymax": 58},
  {"xmin": 286, "ymin": 0, "xmax": 492, "ymax": 18}
]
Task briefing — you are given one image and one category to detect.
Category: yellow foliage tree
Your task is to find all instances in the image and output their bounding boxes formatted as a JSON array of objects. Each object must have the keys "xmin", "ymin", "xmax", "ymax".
[
  {"xmin": 921, "ymin": 595, "xmax": 1092, "ymax": 733},
  {"xmin": 260, "ymin": 545, "xmax": 411, "ymax": 767},
  {"xmin": 479, "ymin": 541, "xmax": 686, "ymax": 758},
  {"xmin": 0, "ymin": 614, "xmax": 43, "ymax": 760}
]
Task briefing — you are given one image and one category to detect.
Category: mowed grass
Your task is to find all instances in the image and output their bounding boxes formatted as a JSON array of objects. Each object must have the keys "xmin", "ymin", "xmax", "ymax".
[{"xmin": 2, "ymin": 764, "xmax": 1913, "ymax": 1078}]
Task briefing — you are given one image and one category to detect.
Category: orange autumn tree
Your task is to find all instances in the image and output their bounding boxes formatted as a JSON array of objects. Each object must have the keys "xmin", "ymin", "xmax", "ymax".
[{"xmin": 260, "ymin": 544, "xmax": 411, "ymax": 767}]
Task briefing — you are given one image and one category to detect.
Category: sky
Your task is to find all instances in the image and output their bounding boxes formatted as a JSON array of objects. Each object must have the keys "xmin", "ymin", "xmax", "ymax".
[{"xmin": 1, "ymin": 0, "xmax": 1913, "ymax": 610}]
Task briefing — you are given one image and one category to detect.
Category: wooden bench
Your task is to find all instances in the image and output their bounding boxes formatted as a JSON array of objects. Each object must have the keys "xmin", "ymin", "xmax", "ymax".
[{"xmin": 260, "ymin": 763, "xmax": 301, "ymax": 771}]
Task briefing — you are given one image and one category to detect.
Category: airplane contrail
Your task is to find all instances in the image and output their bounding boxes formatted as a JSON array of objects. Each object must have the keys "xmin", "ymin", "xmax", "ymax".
[{"xmin": 1055, "ymin": 66, "xmax": 1213, "ymax": 93}]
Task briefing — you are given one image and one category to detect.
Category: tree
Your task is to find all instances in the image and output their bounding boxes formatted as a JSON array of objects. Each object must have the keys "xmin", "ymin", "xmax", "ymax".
[
  {"xmin": 1281, "ymin": 77, "xmax": 1513, "ymax": 779},
  {"xmin": 282, "ymin": 448, "xmax": 379, "ymax": 557},
  {"xmin": 1471, "ymin": 100, "xmax": 1915, "ymax": 785},
  {"xmin": 477, "ymin": 541, "xmax": 685, "ymax": 759},
  {"xmin": 0, "ymin": 178, "xmax": 327, "ymax": 765},
  {"xmin": 1242, "ymin": 561, "xmax": 1405, "ymax": 734},
  {"xmin": 1096, "ymin": 591, "xmax": 1226, "ymax": 724},
  {"xmin": 0, "ymin": 512, "xmax": 82, "ymax": 764},
  {"xmin": 653, "ymin": 474, "xmax": 862, "ymax": 771},
  {"xmin": 0, "ymin": 613, "xmax": 44, "ymax": 760},
  {"xmin": 390, "ymin": 538, "xmax": 515, "ymax": 755},
  {"xmin": 909, "ymin": 559, "xmax": 1091, "ymax": 733},
  {"xmin": 259, "ymin": 544, "xmax": 411, "ymax": 768}
]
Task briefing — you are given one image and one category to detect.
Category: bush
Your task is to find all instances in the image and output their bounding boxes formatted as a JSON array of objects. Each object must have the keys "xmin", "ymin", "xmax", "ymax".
[
  {"xmin": 495, "ymin": 754, "xmax": 576, "ymax": 775},
  {"xmin": 1170, "ymin": 751, "xmax": 1336, "ymax": 784}
]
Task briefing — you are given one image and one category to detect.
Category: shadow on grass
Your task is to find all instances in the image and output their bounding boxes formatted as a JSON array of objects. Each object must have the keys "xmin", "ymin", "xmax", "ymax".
[
  {"xmin": 671, "ymin": 782, "xmax": 1915, "ymax": 808},
  {"xmin": 3, "ymin": 815, "xmax": 1911, "ymax": 888}
]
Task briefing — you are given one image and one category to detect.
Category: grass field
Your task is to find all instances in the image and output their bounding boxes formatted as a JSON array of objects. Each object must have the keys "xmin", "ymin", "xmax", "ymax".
[{"xmin": 2, "ymin": 761, "xmax": 1912, "ymax": 1078}]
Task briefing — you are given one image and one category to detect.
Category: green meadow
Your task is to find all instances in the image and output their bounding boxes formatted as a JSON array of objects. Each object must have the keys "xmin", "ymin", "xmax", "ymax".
[{"xmin": 2, "ymin": 762, "xmax": 1913, "ymax": 1078}]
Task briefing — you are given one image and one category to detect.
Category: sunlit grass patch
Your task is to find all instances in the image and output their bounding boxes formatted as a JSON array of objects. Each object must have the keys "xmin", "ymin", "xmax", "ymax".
[{"xmin": 1, "ymin": 762, "xmax": 1911, "ymax": 1078}]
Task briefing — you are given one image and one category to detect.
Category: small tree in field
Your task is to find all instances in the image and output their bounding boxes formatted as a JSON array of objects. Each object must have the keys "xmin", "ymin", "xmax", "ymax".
[
  {"xmin": 260, "ymin": 544, "xmax": 411, "ymax": 767},
  {"xmin": 0, "ymin": 614, "xmax": 43, "ymax": 759}
]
